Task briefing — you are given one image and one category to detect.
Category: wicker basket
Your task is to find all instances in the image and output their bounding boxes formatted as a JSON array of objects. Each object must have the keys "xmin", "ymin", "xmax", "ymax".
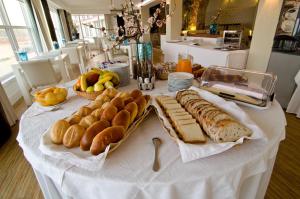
[{"xmin": 74, "ymin": 90, "xmax": 103, "ymax": 100}]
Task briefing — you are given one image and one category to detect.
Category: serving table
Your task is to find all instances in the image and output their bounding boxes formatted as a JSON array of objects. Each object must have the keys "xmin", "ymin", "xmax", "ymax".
[{"xmin": 17, "ymin": 80, "xmax": 286, "ymax": 199}]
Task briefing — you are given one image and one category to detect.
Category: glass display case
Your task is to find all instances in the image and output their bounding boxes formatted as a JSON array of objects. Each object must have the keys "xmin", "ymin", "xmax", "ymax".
[{"xmin": 198, "ymin": 66, "xmax": 277, "ymax": 109}]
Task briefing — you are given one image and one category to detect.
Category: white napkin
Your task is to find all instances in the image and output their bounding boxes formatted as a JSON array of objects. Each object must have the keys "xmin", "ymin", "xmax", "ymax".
[
  {"xmin": 39, "ymin": 128, "xmax": 109, "ymax": 171},
  {"xmin": 26, "ymin": 103, "xmax": 60, "ymax": 117},
  {"xmin": 152, "ymin": 86, "xmax": 267, "ymax": 163}
]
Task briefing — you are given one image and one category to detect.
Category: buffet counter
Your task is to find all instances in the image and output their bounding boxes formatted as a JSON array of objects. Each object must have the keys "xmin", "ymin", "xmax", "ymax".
[
  {"xmin": 17, "ymin": 79, "xmax": 286, "ymax": 199},
  {"xmin": 160, "ymin": 35, "xmax": 249, "ymax": 68}
]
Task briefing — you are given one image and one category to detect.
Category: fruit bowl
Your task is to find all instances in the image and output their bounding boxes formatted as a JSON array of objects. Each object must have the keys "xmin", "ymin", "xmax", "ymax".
[
  {"xmin": 73, "ymin": 68, "xmax": 120, "ymax": 100},
  {"xmin": 34, "ymin": 87, "xmax": 68, "ymax": 106}
]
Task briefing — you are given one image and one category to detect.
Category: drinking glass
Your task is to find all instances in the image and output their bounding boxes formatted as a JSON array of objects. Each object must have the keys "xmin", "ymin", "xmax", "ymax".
[{"xmin": 176, "ymin": 53, "xmax": 192, "ymax": 73}]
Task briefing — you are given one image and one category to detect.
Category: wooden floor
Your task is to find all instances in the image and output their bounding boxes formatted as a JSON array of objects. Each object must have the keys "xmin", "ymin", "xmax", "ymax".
[{"xmin": 0, "ymin": 52, "xmax": 299, "ymax": 198}]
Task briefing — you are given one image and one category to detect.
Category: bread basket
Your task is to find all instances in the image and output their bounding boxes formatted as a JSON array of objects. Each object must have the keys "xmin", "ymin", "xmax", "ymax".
[{"xmin": 73, "ymin": 84, "xmax": 103, "ymax": 100}]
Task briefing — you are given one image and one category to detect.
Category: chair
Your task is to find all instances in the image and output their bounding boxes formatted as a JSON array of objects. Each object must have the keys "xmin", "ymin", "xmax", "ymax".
[
  {"xmin": 12, "ymin": 59, "xmax": 62, "ymax": 106},
  {"xmin": 287, "ymin": 70, "xmax": 300, "ymax": 118},
  {"xmin": 32, "ymin": 51, "xmax": 72, "ymax": 82},
  {"xmin": 225, "ymin": 52, "xmax": 248, "ymax": 69},
  {"xmin": 101, "ymin": 37, "xmax": 129, "ymax": 63},
  {"xmin": 61, "ymin": 46, "xmax": 87, "ymax": 74}
]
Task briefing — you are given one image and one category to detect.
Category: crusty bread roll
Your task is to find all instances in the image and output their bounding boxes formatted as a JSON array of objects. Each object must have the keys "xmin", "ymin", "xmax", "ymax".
[
  {"xmin": 63, "ymin": 124, "xmax": 85, "ymax": 148},
  {"xmin": 80, "ymin": 120, "xmax": 110, "ymax": 151},
  {"xmin": 50, "ymin": 120, "xmax": 70, "ymax": 144},
  {"xmin": 90, "ymin": 126, "xmax": 125, "ymax": 155},
  {"xmin": 102, "ymin": 87, "xmax": 118, "ymax": 98},
  {"xmin": 134, "ymin": 96, "xmax": 147, "ymax": 117},
  {"xmin": 79, "ymin": 115, "xmax": 97, "ymax": 129},
  {"xmin": 124, "ymin": 102, "xmax": 138, "ymax": 124},
  {"xmin": 76, "ymin": 106, "xmax": 92, "ymax": 117},
  {"xmin": 110, "ymin": 97, "xmax": 125, "ymax": 110},
  {"xmin": 144, "ymin": 95, "xmax": 151, "ymax": 103},
  {"xmin": 130, "ymin": 89, "xmax": 142, "ymax": 99},
  {"xmin": 124, "ymin": 97, "xmax": 134, "ymax": 105},
  {"xmin": 112, "ymin": 110, "xmax": 131, "ymax": 130},
  {"xmin": 65, "ymin": 114, "xmax": 82, "ymax": 125},
  {"xmin": 87, "ymin": 100, "xmax": 103, "ymax": 110},
  {"xmin": 95, "ymin": 94, "xmax": 110, "ymax": 102},
  {"xmin": 91, "ymin": 108, "xmax": 104, "ymax": 120},
  {"xmin": 100, "ymin": 104, "xmax": 118, "ymax": 122}
]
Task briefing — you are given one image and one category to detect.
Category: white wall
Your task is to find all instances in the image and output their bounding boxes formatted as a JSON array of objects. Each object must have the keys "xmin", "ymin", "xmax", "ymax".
[
  {"xmin": 166, "ymin": 0, "xmax": 182, "ymax": 40},
  {"xmin": 246, "ymin": 0, "xmax": 284, "ymax": 72}
]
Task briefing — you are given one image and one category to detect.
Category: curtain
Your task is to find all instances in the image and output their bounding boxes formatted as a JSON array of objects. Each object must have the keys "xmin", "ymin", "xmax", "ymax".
[
  {"xmin": 0, "ymin": 83, "xmax": 17, "ymax": 126},
  {"xmin": 41, "ymin": 0, "xmax": 57, "ymax": 42},
  {"xmin": 31, "ymin": 0, "xmax": 53, "ymax": 50}
]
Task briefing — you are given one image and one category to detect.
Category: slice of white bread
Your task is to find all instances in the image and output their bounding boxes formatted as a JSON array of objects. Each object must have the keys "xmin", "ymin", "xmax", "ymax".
[
  {"xmin": 160, "ymin": 99, "xmax": 178, "ymax": 104},
  {"xmin": 169, "ymin": 112, "xmax": 190, "ymax": 117},
  {"xmin": 166, "ymin": 108, "xmax": 185, "ymax": 114},
  {"xmin": 176, "ymin": 123, "xmax": 206, "ymax": 143},
  {"xmin": 170, "ymin": 114, "xmax": 193, "ymax": 121},
  {"xmin": 174, "ymin": 119, "xmax": 196, "ymax": 126},
  {"xmin": 163, "ymin": 103, "xmax": 182, "ymax": 110}
]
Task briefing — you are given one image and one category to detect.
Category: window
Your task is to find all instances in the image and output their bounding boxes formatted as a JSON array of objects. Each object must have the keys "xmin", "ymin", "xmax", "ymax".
[
  {"xmin": 49, "ymin": 7, "xmax": 64, "ymax": 47},
  {"xmin": 0, "ymin": 0, "xmax": 40, "ymax": 79},
  {"xmin": 71, "ymin": 14, "xmax": 105, "ymax": 40}
]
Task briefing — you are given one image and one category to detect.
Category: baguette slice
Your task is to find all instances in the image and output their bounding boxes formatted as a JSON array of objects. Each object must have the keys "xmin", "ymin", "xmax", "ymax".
[
  {"xmin": 177, "ymin": 123, "xmax": 206, "ymax": 143},
  {"xmin": 208, "ymin": 120, "xmax": 252, "ymax": 143},
  {"xmin": 179, "ymin": 94, "xmax": 200, "ymax": 105}
]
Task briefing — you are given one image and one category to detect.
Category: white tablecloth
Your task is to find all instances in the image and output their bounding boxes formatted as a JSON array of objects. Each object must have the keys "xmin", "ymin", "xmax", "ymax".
[{"xmin": 17, "ymin": 80, "xmax": 286, "ymax": 199}]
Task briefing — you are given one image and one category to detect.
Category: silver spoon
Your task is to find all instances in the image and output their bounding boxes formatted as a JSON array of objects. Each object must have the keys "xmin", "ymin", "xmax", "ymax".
[{"xmin": 152, "ymin": 137, "xmax": 162, "ymax": 172}]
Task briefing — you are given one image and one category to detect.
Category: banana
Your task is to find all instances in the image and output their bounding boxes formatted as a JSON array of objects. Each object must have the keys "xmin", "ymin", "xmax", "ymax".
[
  {"xmin": 80, "ymin": 74, "xmax": 88, "ymax": 91},
  {"xmin": 97, "ymin": 75, "xmax": 113, "ymax": 84}
]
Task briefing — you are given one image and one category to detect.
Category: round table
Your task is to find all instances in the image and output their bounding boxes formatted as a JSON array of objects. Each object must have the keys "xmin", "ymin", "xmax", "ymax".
[{"xmin": 17, "ymin": 80, "xmax": 286, "ymax": 199}]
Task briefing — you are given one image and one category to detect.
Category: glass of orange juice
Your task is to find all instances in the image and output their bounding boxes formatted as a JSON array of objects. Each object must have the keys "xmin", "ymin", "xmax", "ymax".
[{"xmin": 176, "ymin": 53, "xmax": 192, "ymax": 73}]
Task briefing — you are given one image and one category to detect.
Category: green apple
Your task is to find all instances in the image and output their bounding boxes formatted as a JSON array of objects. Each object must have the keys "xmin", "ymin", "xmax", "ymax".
[
  {"xmin": 94, "ymin": 82, "xmax": 104, "ymax": 91},
  {"xmin": 86, "ymin": 86, "xmax": 94, "ymax": 93},
  {"xmin": 104, "ymin": 81, "xmax": 114, "ymax": 89}
]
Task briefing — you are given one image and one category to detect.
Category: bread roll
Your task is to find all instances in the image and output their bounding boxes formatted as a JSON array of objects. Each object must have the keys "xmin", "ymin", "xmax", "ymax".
[
  {"xmin": 87, "ymin": 100, "xmax": 103, "ymax": 110},
  {"xmin": 76, "ymin": 106, "xmax": 92, "ymax": 117},
  {"xmin": 112, "ymin": 110, "xmax": 131, "ymax": 130},
  {"xmin": 124, "ymin": 102, "xmax": 138, "ymax": 124},
  {"xmin": 95, "ymin": 94, "xmax": 110, "ymax": 102},
  {"xmin": 65, "ymin": 114, "xmax": 82, "ymax": 125},
  {"xmin": 130, "ymin": 89, "xmax": 142, "ymax": 99},
  {"xmin": 144, "ymin": 95, "xmax": 151, "ymax": 102},
  {"xmin": 102, "ymin": 87, "xmax": 118, "ymax": 98},
  {"xmin": 116, "ymin": 91, "xmax": 130, "ymax": 99},
  {"xmin": 90, "ymin": 126, "xmax": 125, "ymax": 155},
  {"xmin": 110, "ymin": 97, "xmax": 125, "ymax": 110},
  {"xmin": 50, "ymin": 120, "xmax": 70, "ymax": 144},
  {"xmin": 124, "ymin": 97, "xmax": 134, "ymax": 105},
  {"xmin": 100, "ymin": 104, "xmax": 118, "ymax": 122},
  {"xmin": 79, "ymin": 115, "xmax": 97, "ymax": 129},
  {"xmin": 63, "ymin": 124, "xmax": 85, "ymax": 148},
  {"xmin": 91, "ymin": 108, "xmax": 104, "ymax": 120},
  {"xmin": 80, "ymin": 120, "xmax": 110, "ymax": 151},
  {"xmin": 134, "ymin": 96, "xmax": 147, "ymax": 117}
]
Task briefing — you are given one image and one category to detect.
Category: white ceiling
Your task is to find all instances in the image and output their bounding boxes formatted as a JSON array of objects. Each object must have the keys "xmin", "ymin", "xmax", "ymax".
[{"xmin": 49, "ymin": 0, "xmax": 145, "ymax": 14}]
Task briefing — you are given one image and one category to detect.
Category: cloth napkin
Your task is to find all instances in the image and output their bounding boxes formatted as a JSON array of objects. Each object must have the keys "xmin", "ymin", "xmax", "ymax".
[
  {"xmin": 152, "ymin": 86, "xmax": 267, "ymax": 163},
  {"xmin": 26, "ymin": 103, "xmax": 60, "ymax": 117}
]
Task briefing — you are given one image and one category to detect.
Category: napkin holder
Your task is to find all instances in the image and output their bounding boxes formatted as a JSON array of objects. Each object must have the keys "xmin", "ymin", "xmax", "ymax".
[{"xmin": 198, "ymin": 66, "xmax": 277, "ymax": 109}]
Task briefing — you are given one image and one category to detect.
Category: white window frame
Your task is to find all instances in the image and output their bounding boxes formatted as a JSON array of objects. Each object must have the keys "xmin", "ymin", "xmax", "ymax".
[{"xmin": 0, "ymin": 0, "xmax": 39, "ymax": 81}]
